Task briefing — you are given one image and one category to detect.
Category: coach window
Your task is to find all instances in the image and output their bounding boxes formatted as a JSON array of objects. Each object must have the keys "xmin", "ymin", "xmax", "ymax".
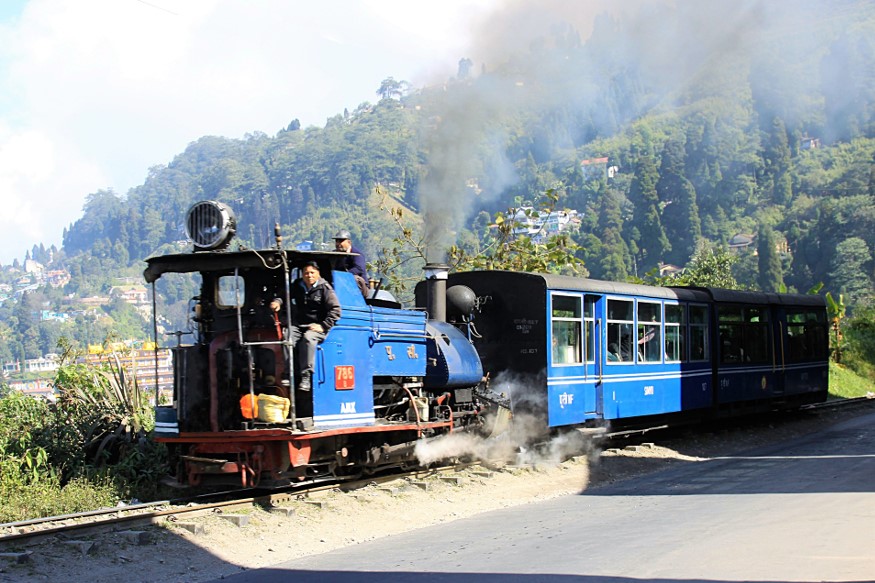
[
  {"xmin": 607, "ymin": 299, "xmax": 634, "ymax": 362},
  {"xmin": 637, "ymin": 301, "xmax": 662, "ymax": 363},
  {"xmin": 718, "ymin": 306, "xmax": 744, "ymax": 363},
  {"xmin": 689, "ymin": 305, "xmax": 709, "ymax": 362},
  {"xmin": 745, "ymin": 307, "xmax": 769, "ymax": 363},
  {"xmin": 806, "ymin": 310, "xmax": 828, "ymax": 360},
  {"xmin": 665, "ymin": 304, "xmax": 683, "ymax": 362},
  {"xmin": 551, "ymin": 295, "xmax": 582, "ymax": 365},
  {"xmin": 786, "ymin": 311, "xmax": 806, "ymax": 362},
  {"xmin": 785, "ymin": 310, "xmax": 827, "ymax": 362},
  {"xmin": 217, "ymin": 274, "xmax": 245, "ymax": 309}
]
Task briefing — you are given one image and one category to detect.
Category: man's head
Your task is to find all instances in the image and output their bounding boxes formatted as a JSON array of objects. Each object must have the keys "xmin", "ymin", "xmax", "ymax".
[
  {"xmin": 333, "ymin": 230, "xmax": 352, "ymax": 252},
  {"xmin": 302, "ymin": 261, "xmax": 320, "ymax": 286}
]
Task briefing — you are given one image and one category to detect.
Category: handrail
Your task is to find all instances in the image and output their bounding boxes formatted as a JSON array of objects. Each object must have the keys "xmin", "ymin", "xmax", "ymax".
[{"xmin": 372, "ymin": 329, "xmax": 429, "ymax": 340}]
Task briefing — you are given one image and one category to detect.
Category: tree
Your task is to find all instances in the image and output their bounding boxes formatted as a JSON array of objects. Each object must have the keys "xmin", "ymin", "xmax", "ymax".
[
  {"xmin": 644, "ymin": 243, "xmax": 741, "ymax": 289},
  {"xmin": 376, "ymin": 77, "xmax": 408, "ymax": 101},
  {"xmin": 764, "ymin": 118, "xmax": 793, "ymax": 206},
  {"xmin": 628, "ymin": 155, "xmax": 670, "ymax": 273},
  {"xmin": 756, "ymin": 224, "xmax": 784, "ymax": 292},
  {"xmin": 656, "ymin": 137, "xmax": 701, "ymax": 265},
  {"xmin": 829, "ymin": 237, "xmax": 873, "ymax": 307}
]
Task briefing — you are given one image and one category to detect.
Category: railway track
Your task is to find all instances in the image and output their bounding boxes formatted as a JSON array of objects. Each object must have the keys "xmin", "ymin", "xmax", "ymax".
[
  {"xmin": 2, "ymin": 395, "xmax": 871, "ymax": 548},
  {"xmin": 0, "ymin": 461, "xmax": 487, "ymax": 546}
]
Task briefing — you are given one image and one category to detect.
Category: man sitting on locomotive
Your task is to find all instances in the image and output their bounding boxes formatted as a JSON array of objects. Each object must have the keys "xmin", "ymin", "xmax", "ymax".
[
  {"xmin": 289, "ymin": 261, "xmax": 341, "ymax": 392},
  {"xmin": 333, "ymin": 229, "xmax": 369, "ymax": 297}
]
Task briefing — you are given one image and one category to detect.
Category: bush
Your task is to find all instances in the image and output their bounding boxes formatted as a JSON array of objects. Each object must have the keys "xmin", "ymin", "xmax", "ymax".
[
  {"xmin": 0, "ymin": 348, "xmax": 170, "ymax": 521},
  {"xmin": 842, "ymin": 305, "xmax": 875, "ymax": 381}
]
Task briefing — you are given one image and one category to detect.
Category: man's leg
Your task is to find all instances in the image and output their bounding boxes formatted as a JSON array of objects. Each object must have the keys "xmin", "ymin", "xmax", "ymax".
[{"xmin": 296, "ymin": 328, "xmax": 326, "ymax": 391}]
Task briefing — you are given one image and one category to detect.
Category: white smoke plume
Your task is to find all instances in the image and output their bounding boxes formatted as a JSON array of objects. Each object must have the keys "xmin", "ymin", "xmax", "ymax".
[
  {"xmin": 415, "ymin": 370, "xmax": 597, "ymax": 468},
  {"xmin": 416, "ymin": 0, "xmax": 842, "ymax": 256}
]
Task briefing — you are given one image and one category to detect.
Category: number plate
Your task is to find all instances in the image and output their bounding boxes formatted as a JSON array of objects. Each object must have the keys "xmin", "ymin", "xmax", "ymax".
[{"xmin": 334, "ymin": 365, "xmax": 355, "ymax": 390}]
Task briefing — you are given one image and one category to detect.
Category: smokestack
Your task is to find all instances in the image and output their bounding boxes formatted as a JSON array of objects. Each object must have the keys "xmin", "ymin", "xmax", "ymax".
[{"xmin": 423, "ymin": 263, "xmax": 450, "ymax": 322}]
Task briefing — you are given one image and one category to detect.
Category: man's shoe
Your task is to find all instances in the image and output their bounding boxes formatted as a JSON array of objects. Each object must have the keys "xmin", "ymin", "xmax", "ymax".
[{"xmin": 297, "ymin": 372, "xmax": 311, "ymax": 391}]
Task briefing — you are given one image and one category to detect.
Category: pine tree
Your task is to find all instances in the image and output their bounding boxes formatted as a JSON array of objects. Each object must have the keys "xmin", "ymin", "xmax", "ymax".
[
  {"xmin": 766, "ymin": 118, "xmax": 793, "ymax": 206},
  {"xmin": 597, "ymin": 190, "xmax": 629, "ymax": 281},
  {"xmin": 628, "ymin": 155, "xmax": 670, "ymax": 272},
  {"xmin": 756, "ymin": 224, "xmax": 784, "ymax": 292},
  {"xmin": 657, "ymin": 138, "xmax": 702, "ymax": 266}
]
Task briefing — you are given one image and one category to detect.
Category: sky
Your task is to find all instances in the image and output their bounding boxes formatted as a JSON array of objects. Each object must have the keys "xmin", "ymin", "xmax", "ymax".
[{"xmin": 0, "ymin": 0, "xmax": 501, "ymax": 266}]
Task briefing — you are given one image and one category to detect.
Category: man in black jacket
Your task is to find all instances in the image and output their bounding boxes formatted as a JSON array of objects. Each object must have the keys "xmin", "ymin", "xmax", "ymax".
[{"xmin": 289, "ymin": 261, "xmax": 341, "ymax": 391}]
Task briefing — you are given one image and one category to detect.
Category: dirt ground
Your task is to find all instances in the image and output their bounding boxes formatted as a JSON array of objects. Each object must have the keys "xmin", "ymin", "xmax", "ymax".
[{"xmin": 1, "ymin": 400, "xmax": 873, "ymax": 583}]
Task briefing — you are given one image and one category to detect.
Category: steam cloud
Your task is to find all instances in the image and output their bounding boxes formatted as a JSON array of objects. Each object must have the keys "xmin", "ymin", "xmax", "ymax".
[
  {"xmin": 414, "ymin": 370, "xmax": 597, "ymax": 469},
  {"xmin": 416, "ymin": 0, "xmax": 839, "ymax": 256}
]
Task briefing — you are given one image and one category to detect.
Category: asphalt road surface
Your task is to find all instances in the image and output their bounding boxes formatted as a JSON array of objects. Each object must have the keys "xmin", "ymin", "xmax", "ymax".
[{"xmin": 213, "ymin": 410, "xmax": 875, "ymax": 583}]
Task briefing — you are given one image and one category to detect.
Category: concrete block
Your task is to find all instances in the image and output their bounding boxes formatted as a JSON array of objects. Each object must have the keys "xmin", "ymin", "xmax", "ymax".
[
  {"xmin": 175, "ymin": 522, "xmax": 204, "ymax": 535},
  {"xmin": 440, "ymin": 476, "xmax": 464, "ymax": 486},
  {"xmin": 63, "ymin": 540, "xmax": 96, "ymax": 556},
  {"xmin": 268, "ymin": 506, "xmax": 296, "ymax": 517},
  {"xmin": 218, "ymin": 514, "xmax": 249, "ymax": 527},
  {"xmin": 0, "ymin": 551, "xmax": 31, "ymax": 564}
]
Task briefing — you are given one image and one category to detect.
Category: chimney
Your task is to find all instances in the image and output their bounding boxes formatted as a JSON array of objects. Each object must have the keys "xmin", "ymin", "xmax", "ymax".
[{"xmin": 423, "ymin": 263, "xmax": 449, "ymax": 322}]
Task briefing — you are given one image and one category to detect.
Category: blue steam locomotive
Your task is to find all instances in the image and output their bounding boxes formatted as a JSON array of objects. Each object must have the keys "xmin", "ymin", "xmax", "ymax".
[{"xmin": 148, "ymin": 201, "xmax": 829, "ymax": 487}]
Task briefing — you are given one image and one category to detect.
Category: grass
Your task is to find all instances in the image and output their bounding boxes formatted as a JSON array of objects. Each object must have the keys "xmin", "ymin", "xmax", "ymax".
[
  {"xmin": 0, "ymin": 475, "xmax": 119, "ymax": 524},
  {"xmin": 829, "ymin": 361, "xmax": 875, "ymax": 399}
]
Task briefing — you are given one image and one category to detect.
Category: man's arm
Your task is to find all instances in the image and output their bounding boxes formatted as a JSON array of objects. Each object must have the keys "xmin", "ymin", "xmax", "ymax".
[
  {"xmin": 320, "ymin": 284, "xmax": 342, "ymax": 332},
  {"xmin": 350, "ymin": 246, "xmax": 367, "ymax": 278}
]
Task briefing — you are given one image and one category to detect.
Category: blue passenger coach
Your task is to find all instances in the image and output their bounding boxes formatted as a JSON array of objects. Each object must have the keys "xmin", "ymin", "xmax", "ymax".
[{"xmin": 430, "ymin": 271, "xmax": 829, "ymax": 429}]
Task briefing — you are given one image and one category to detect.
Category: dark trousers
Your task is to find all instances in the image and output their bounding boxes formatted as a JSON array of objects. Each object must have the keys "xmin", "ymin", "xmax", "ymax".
[{"xmin": 288, "ymin": 325, "xmax": 326, "ymax": 375}]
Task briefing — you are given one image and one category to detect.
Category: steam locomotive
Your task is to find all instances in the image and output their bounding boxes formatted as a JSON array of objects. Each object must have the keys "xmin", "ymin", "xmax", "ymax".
[{"xmin": 148, "ymin": 200, "xmax": 829, "ymax": 488}]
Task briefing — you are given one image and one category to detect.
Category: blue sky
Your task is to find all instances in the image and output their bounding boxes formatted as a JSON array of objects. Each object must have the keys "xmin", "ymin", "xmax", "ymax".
[
  {"xmin": 0, "ymin": 0, "xmax": 501, "ymax": 265},
  {"xmin": 0, "ymin": 0, "xmax": 25, "ymax": 21}
]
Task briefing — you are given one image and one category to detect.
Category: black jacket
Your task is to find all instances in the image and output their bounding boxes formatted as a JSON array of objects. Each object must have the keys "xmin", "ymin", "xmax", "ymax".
[
  {"xmin": 339, "ymin": 245, "xmax": 368, "ymax": 279},
  {"xmin": 291, "ymin": 278, "xmax": 341, "ymax": 331}
]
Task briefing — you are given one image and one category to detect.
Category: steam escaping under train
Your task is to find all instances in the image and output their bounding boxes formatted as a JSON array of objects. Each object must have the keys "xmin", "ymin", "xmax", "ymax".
[{"xmin": 147, "ymin": 200, "xmax": 829, "ymax": 488}]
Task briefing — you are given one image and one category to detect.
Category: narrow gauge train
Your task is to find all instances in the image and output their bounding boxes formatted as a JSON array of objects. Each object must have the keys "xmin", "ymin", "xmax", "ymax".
[{"xmin": 148, "ymin": 200, "xmax": 829, "ymax": 488}]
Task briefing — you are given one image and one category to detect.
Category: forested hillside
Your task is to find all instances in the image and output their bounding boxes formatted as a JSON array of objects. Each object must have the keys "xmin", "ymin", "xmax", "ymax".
[{"xmin": 2, "ymin": 0, "xmax": 875, "ymax": 362}]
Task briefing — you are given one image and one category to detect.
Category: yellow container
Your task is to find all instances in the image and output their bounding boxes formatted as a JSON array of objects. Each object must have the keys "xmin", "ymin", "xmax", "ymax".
[{"xmin": 257, "ymin": 394, "xmax": 290, "ymax": 423}]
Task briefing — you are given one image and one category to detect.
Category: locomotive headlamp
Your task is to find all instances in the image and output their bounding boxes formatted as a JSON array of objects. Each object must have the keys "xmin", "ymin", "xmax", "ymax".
[{"xmin": 185, "ymin": 200, "xmax": 237, "ymax": 251}]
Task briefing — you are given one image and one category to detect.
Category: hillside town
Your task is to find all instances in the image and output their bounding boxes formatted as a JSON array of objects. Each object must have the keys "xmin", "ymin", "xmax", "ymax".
[{"xmin": 0, "ymin": 258, "xmax": 172, "ymax": 402}]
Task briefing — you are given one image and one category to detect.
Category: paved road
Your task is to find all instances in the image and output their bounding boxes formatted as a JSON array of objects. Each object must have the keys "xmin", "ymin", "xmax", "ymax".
[{"xmin": 213, "ymin": 410, "xmax": 875, "ymax": 583}]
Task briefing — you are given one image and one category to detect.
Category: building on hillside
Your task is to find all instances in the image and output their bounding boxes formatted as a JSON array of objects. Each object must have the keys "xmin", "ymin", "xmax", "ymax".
[
  {"xmin": 800, "ymin": 136, "xmax": 821, "ymax": 150},
  {"xmin": 110, "ymin": 285, "xmax": 149, "ymax": 306},
  {"xmin": 79, "ymin": 347, "xmax": 174, "ymax": 403},
  {"xmin": 510, "ymin": 207, "xmax": 581, "ymax": 243},
  {"xmin": 728, "ymin": 233, "xmax": 756, "ymax": 252},
  {"xmin": 40, "ymin": 310, "xmax": 71, "ymax": 322},
  {"xmin": 7, "ymin": 378, "xmax": 55, "ymax": 401},
  {"xmin": 44, "ymin": 269, "xmax": 71, "ymax": 288},
  {"xmin": 78, "ymin": 295, "xmax": 110, "ymax": 307},
  {"xmin": 24, "ymin": 259, "xmax": 44, "ymax": 274},
  {"xmin": 658, "ymin": 262, "xmax": 684, "ymax": 277},
  {"xmin": 23, "ymin": 356, "xmax": 59, "ymax": 373},
  {"xmin": 1, "ymin": 355, "xmax": 59, "ymax": 376}
]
